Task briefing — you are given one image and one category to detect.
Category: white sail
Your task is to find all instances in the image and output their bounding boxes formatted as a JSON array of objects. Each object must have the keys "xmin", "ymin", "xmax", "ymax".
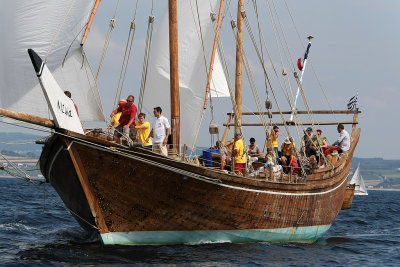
[
  {"xmin": 358, "ymin": 174, "xmax": 368, "ymax": 195},
  {"xmin": 350, "ymin": 164, "xmax": 368, "ymax": 195},
  {"xmin": 0, "ymin": 1, "xmax": 104, "ymax": 122},
  {"xmin": 143, "ymin": 0, "xmax": 230, "ymax": 148},
  {"xmin": 349, "ymin": 164, "xmax": 361, "ymax": 185}
]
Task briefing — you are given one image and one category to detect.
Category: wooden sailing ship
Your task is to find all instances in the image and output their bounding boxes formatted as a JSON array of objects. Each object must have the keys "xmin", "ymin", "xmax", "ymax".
[{"xmin": 0, "ymin": 0, "xmax": 361, "ymax": 245}]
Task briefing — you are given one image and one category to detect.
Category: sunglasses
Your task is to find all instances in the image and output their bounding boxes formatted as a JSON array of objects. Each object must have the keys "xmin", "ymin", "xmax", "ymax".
[{"xmin": 126, "ymin": 99, "xmax": 133, "ymax": 102}]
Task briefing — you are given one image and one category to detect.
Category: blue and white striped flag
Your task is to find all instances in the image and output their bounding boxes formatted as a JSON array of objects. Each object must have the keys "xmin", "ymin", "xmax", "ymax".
[{"xmin": 347, "ymin": 94, "xmax": 358, "ymax": 110}]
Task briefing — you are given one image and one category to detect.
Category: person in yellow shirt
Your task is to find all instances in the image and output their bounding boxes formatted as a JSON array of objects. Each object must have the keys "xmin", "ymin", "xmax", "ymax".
[
  {"xmin": 266, "ymin": 125, "xmax": 279, "ymax": 161},
  {"xmin": 233, "ymin": 132, "xmax": 246, "ymax": 174},
  {"xmin": 135, "ymin": 113, "xmax": 152, "ymax": 149},
  {"xmin": 106, "ymin": 99, "xmax": 126, "ymax": 134}
]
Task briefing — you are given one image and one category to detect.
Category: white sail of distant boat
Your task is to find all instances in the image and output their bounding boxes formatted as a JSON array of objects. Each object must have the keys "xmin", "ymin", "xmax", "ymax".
[
  {"xmin": 0, "ymin": 1, "xmax": 104, "ymax": 122},
  {"xmin": 143, "ymin": 0, "xmax": 230, "ymax": 148},
  {"xmin": 349, "ymin": 164, "xmax": 368, "ymax": 195}
]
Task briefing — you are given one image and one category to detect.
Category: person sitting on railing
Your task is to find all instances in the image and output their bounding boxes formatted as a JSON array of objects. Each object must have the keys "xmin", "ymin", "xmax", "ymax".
[
  {"xmin": 264, "ymin": 150, "xmax": 275, "ymax": 170},
  {"xmin": 332, "ymin": 124, "xmax": 350, "ymax": 153},
  {"xmin": 289, "ymin": 151, "xmax": 300, "ymax": 175},
  {"xmin": 311, "ymin": 129, "xmax": 327, "ymax": 163},
  {"xmin": 216, "ymin": 141, "xmax": 230, "ymax": 171},
  {"xmin": 248, "ymin": 137, "xmax": 260, "ymax": 163},
  {"xmin": 281, "ymin": 137, "xmax": 296, "ymax": 173},
  {"xmin": 302, "ymin": 127, "xmax": 316, "ymax": 158}
]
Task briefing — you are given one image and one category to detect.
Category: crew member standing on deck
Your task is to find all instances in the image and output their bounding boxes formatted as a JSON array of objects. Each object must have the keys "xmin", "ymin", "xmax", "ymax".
[
  {"xmin": 266, "ymin": 125, "xmax": 279, "ymax": 162},
  {"xmin": 147, "ymin": 107, "xmax": 170, "ymax": 157},
  {"xmin": 110, "ymin": 95, "xmax": 137, "ymax": 144},
  {"xmin": 135, "ymin": 113, "xmax": 152, "ymax": 150},
  {"xmin": 233, "ymin": 132, "xmax": 245, "ymax": 174}
]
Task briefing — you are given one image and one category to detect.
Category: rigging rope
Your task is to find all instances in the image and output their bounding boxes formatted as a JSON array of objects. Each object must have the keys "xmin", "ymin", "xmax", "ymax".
[
  {"xmin": 113, "ymin": 0, "xmax": 140, "ymax": 111},
  {"xmin": 138, "ymin": 2, "xmax": 155, "ymax": 113},
  {"xmin": 95, "ymin": 0, "xmax": 121, "ymax": 83},
  {"xmin": 187, "ymin": 0, "xmax": 217, "ymax": 158},
  {"xmin": 45, "ymin": 0, "xmax": 77, "ymax": 62},
  {"xmin": 282, "ymin": 0, "xmax": 338, "ymax": 123}
]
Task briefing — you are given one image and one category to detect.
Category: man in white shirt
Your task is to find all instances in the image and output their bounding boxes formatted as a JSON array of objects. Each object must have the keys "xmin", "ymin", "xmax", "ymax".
[
  {"xmin": 333, "ymin": 124, "xmax": 350, "ymax": 153},
  {"xmin": 146, "ymin": 106, "xmax": 171, "ymax": 156}
]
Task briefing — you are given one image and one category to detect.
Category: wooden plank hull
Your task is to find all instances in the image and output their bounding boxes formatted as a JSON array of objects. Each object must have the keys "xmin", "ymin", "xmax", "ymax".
[{"xmin": 39, "ymin": 129, "xmax": 360, "ymax": 245}]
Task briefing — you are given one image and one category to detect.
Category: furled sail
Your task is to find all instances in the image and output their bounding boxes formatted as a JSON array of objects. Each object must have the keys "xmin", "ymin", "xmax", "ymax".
[
  {"xmin": 143, "ymin": 0, "xmax": 230, "ymax": 147},
  {"xmin": 0, "ymin": 1, "xmax": 104, "ymax": 122}
]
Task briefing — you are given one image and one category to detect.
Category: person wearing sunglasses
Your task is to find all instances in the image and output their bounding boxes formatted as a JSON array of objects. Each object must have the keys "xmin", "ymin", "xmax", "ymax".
[{"xmin": 110, "ymin": 95, "xmax": 137, "ymax": 144}]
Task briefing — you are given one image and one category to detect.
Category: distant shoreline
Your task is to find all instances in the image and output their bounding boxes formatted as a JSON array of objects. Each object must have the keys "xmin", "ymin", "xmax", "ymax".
[{"xmin": 367, "ymin": 188, "xmax": 400, "ymax": 192}]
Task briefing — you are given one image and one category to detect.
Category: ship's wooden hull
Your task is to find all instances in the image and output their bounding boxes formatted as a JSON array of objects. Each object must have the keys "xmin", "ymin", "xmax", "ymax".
[{"xmin": 39, "ymin": 129, "xmax": 360, "ymax": 245}]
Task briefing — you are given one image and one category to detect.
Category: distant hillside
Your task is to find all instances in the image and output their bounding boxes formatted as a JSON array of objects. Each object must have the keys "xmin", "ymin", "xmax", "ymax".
[
  {"xmin": 352, "ymin": 157, "xmax": 400, "ymax": 170},
  {"xmin": 0, "ymin": 132, "xmax": 46, "ymax": 157}
]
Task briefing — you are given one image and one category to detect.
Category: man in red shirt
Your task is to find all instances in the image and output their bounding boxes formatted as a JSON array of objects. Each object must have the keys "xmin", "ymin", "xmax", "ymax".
[{"xmin": 110, "ymin": 95, "xmax": 137, "ymax": 144}]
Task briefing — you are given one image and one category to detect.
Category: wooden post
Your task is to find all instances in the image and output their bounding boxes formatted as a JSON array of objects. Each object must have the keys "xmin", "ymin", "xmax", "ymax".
[
  {"xmin": 351, "ymin": 108, "xmax": 359, "ymax": 139},
  {"xmin": 221, "ymin": 112, "xmax": 234, "ymax": 144},
  {"xmin": 169, "ymin": 0, "xmax": 180, "ymax": 154}
]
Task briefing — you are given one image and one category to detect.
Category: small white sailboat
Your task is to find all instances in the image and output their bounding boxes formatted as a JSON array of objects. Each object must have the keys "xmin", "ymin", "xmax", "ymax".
[{"xmin": 349, "ymin": 164, "xmax": 368, "ymax": 195}]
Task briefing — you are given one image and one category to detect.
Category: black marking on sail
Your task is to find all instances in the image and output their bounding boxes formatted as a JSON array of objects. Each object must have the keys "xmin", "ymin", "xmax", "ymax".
[
  {"xmin": 28, "ymin": 49, "xmax": 43, "ymax": 76},
  {"xmin": 57, "ymin": 100, "xmax": 73, "ymax": 118}
]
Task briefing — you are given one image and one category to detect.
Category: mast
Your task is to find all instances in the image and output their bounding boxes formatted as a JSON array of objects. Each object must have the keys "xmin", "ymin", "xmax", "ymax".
[
  {"xmin": 169, "ymin": 0, "xmax": 180, "ymax": 153},
  {"xmin": 81, "ymin": 0, "xmax": 101, "ymax": 46},
  {"xmin": 235, "ymin": 0, "xmax": 244, "ymax": 134}
]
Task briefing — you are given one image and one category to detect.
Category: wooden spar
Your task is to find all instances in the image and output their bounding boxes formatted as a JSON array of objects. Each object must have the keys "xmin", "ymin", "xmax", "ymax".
[
  {"xmin": 228, "ymin": 110, "xmax": 362, "ymax": 116},
  {"xmin": 0, "ymin": 108, "xmax": 54, "ymax": 128},
  {"xmin": 221, "ymin": 112, "xmax": 234, "ymax": 144},
  {"xmin": 224, "ymin": 121, "xmax": 358, "ymax": 126},
  {"xmin": 169, "ymin": 0, "xmax": 180, "ymax": 153},
  {"xmin": 81, "ymin": 0, "xmax": 101, "ymax": 46},
  {"xmin": 234, "ymin": 0, "xmax": 244, "ymax": 134},
  {"xmin": 202, "ymin": 0, "xmax": 225, "ymax": 109}
]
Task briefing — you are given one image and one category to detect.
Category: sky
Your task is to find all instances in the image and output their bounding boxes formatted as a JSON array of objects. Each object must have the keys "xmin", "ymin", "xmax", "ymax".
[{"xmin": 2, "ymin": 0, "xmax": 400, "ymax": 159}]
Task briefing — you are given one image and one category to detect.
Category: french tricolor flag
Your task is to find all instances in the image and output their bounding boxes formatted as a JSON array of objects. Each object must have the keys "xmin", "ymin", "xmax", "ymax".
[{"xmin": 297, "ymin": 43, "xmax": 312, "ymax": 71}]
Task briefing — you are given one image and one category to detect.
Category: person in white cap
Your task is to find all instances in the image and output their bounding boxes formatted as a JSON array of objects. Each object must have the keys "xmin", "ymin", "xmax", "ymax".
[{"xmin": 281, "ymin": 136, "xmax": 296, "ymax": 169}]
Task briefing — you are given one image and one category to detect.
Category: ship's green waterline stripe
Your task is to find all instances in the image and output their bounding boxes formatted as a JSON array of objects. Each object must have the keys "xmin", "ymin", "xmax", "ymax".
[{"xmin": 101, "ymin": 225, "xmax": 331, "ymax": 245}]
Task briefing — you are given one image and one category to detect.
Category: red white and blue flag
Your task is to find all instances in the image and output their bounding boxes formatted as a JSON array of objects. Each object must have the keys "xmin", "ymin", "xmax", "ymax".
[{"xmin": 297, "ymin": 43, "xmax": 312, "ymax": 71}]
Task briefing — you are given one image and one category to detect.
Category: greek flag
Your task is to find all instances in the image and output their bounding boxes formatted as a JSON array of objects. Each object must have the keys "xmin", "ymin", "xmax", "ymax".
[{"xmin": 347, "ymin": 94, "xmax": 358, "ymax": 110}]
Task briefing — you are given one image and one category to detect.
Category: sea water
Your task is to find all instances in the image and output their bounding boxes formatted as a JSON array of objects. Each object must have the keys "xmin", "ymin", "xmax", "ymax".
[{"xmin": 1, "ymin": 177, "xmax": 399, "ymax": 266}]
